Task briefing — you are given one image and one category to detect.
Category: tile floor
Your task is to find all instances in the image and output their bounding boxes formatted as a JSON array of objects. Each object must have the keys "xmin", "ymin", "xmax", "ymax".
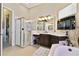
[{"xmin": 3, "ymin": 46, "xmax": 38, "ymax": 56}]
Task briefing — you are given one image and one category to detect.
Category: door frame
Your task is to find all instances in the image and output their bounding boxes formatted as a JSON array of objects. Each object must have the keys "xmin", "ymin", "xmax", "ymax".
[{"xmin": 1, "ymin": 5, "xmax": 15, "ymax": 49}]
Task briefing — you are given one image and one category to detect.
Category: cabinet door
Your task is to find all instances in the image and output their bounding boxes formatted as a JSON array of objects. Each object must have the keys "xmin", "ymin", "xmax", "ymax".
[
  {"xmin": 39, "ymin": 34, "xmax": 50, "ymax": 47},
  {"xmin": 51, "ymin": 36, "xmax": 59, "ymax": 44}
]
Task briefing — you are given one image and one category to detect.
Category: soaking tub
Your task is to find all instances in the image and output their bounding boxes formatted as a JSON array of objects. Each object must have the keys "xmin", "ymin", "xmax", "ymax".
[{"xmin": 53, "ymin": 46, "xmax": 79, "ymax": 56}]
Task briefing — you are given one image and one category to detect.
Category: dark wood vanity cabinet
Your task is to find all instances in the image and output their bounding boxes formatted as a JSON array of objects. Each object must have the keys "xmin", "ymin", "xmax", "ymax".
[
  {"xmin": 51, "ymin": 36, "xmax": 59, "ymax": 44},
  {"xmin": 51, "ymin": 36, "xmax": 68, "ymax": 44},
  {"xmin": 33, "ymin": 34, "xmax": 68, "ymax": 48},
  {"xmin": 39, "ymin": 34, "xmax": 51, "ymax": 48}
]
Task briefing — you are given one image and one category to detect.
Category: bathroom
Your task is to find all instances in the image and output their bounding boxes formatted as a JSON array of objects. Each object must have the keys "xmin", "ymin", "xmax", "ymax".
[{"xmin": 0, "ymin": 3, "xmax": 79, "ymax": 56}]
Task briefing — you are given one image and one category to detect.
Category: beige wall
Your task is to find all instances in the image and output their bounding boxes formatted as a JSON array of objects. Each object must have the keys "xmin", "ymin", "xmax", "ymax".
[
  {"xmin": 3, "ymin": 3, "xmax": 29, "ymax": 19},
  {"xmin": 29, "ymin": 3, "xmax": 69, "ymax": 19}
]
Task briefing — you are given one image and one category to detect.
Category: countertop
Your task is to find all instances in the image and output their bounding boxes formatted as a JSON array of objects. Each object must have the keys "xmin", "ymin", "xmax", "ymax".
[{"xmin": 32, "ymin": 31, "xmax": 67, "ymax": 37}]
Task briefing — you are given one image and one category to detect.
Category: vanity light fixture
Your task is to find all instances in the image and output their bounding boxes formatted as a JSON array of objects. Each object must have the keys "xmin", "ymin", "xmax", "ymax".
[{"xmin": 38, "ymin": 15, "xmax": 53, "ymax": 21}]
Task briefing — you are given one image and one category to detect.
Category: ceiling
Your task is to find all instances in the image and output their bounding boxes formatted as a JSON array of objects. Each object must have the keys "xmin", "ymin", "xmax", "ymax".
[{"xmin": 21, "ymin": 3, "xmax": 40, "ymax": 8}]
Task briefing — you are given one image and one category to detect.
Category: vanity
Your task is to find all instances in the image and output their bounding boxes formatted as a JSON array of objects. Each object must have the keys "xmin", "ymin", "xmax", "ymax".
[{"xmin": 33, "ymin": 32, "xmax": 68, "ymax": 48}]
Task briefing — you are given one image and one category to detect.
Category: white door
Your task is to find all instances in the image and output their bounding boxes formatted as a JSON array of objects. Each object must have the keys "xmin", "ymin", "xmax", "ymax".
[{"xmin": 15, "ymin": 19, "xmax": 21, "ymax": 46}]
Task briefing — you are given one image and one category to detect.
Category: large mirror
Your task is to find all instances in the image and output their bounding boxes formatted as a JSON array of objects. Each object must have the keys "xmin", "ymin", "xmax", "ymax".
[
  {"xmin": 36, "ymin": 15, "xmax": 54, "ymax": 32},
  {"xmin": 48, "ymin": 23, "xmax": 53, "ymax": 30},
  {"xmin": 37, "ymin": 20, "xmax": 45, "ymax": 31},
  {"xmin": 36, "ymin": 20, "xmax": 54, "ymax": 32}
]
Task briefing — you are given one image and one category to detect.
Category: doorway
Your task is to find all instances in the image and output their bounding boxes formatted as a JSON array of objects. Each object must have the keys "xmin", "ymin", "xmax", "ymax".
[{"xmin": 3, "ymin": 7, "xmax": 12, "ymax": 49}]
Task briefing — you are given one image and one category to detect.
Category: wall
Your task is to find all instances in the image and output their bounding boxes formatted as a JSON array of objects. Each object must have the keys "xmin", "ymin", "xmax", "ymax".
[
  {"xmin": 29, "ymin": 3, "xmax": 69, "ymax": 19},
  {"xmin": 3, "ymin": 3, "xmax": 29, "ymax": 19}
]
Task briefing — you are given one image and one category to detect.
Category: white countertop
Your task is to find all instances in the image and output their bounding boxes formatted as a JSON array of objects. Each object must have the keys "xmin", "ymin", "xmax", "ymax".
[
  {"xmin": 32, "ymin": 31, "xmax": 67, "ymax": 37},
  {"xmin": 42, "ymin": 33, "xmax": 66, "ymax": 36}
]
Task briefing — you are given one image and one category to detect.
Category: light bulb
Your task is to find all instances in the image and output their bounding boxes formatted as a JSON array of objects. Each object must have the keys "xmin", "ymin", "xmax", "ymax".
[
  {"xmin": 42, "ymin": 17, "xmax": 45, "ymax": 20},
  {"xmin": 44, "ymin": 17, "xmax": 47, "ymax": 20},
  {"xmin": 38, "ymin": 18, "xmax": 41, "ymax": 20},
  {"xmin": 48, "ymin": 16, "xmax": 51, "ymax": 19}
]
